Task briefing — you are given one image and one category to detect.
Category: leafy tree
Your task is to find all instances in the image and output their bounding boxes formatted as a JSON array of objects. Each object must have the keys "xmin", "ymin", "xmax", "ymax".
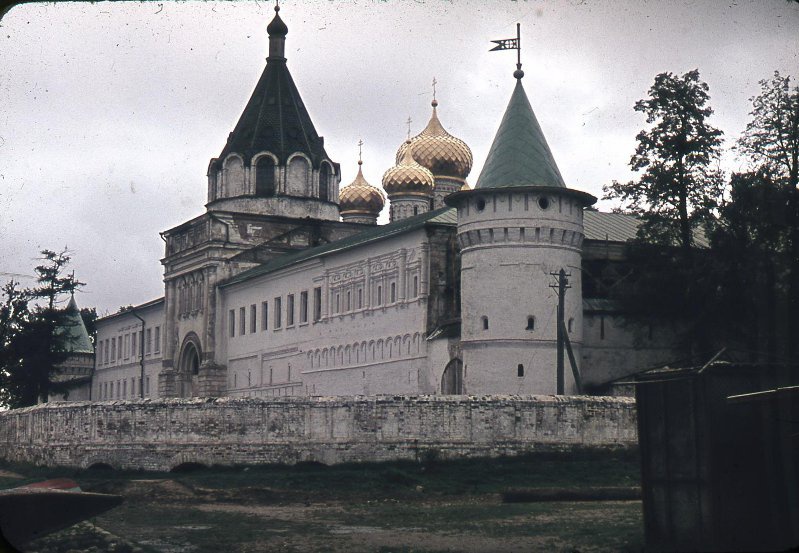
[
  {"xmin": 604, "ymin": 69, "xmax": 724, "ymax": 251},
  {"xmin": 0, "ymin": 249, "xmax": 86, "ymax": 408},
  {"xmin": 737, "ymin": 71, "xmax": 799, "ymax": 188}
]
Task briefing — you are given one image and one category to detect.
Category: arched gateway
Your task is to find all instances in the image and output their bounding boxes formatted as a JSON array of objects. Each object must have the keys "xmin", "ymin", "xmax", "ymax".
[{"xmin": 177, "ymin": 333, "xmax": 202, "ymax": 397}]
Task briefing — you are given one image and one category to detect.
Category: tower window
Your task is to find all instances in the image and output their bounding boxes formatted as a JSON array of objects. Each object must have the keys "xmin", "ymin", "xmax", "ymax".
[
  {"xmin": 475, "ymin": 197, "xmax": 486, "ymax": 212},
  {"xmin": 517, "ymin": 364, "xmax": 524, "ymax": 377},
  {"xmin": 526, "ymin": 316, "xmax": 535, "ymax": 330},
  {"xmin": 538, "ymin": 196, "xmax": 550, "ymax": 210},
  {"xmin": 481, "ymin": 316, "xmax": 489, "ymax": 330},
  {"xmin": 319, "ymin": 163, "xmax": 330, "ymax": 201},
  {"xmin": 255, "ymin": 156, "xmax": 276, "ymax": 197},
  {"xmin": 414, "ymin": 206, "xmax": 419, "ymax": 216}
]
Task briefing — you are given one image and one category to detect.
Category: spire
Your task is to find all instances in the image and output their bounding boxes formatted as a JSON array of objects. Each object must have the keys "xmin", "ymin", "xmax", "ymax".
[
  {"xmin": 475, "ymin": 79, "xmax": 566, "ymax": 189},
  {"xmin": 267, "ymin": 2, "xmax": 288, "ymax": 59},
  {"xmin": 58, "ymin": 296, "xmax": 94, "ymax": 354}
]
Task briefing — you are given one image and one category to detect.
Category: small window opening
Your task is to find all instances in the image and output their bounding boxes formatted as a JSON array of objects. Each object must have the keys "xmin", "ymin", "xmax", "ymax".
[
  {"xmin": 568, "ymin": 317, "xmax": 574, "ymax": 333},
  {"xmin": 517, "ymin": 364, "xmax": 524, "ymax": 377},
  {"xmin": 481, "ymin": 316, "xmax": 489, "ymax": 330},
  {"xmin": 476, "ymin": 197, "xmax": 486, "ymax": 212},
  {"xmin": 538, "ymin": 196, "xmax": 550, "ymax": 210},
  {"xmin": 526, "ymin": 316, "xmax": 535, "ymax": 330}
]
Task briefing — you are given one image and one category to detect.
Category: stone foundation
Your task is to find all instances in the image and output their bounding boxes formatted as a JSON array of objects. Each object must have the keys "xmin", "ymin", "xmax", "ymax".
[{"xmin": 0, "ymin": 395, "xmax": 636, "ymax": 472}]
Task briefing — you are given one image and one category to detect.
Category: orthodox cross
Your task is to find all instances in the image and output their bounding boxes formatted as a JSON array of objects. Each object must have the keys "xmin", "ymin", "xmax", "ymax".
[
  {"xmin": 357, "ymin": 139, "xmax": 363, "ymax": 164},
  {"xmin": 432, "ymin": 77, "xmax": 437, "ymax": 101},
  {"xmin": 406, "ymin": 117, "xmax": 412, "ymax": 140}
]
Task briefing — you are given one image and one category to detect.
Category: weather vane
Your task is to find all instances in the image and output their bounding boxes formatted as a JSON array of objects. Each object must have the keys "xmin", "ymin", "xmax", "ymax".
[
  {"xmin": 490, "ymin": 23, "xmax": 524, "ymax": 79},
  {"xmin": 357, "ymin": 139, "xmax": 363, "ymax": 165}
]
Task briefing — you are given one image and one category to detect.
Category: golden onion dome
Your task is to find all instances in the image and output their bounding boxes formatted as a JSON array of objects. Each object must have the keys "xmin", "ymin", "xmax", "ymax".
[
  {"xmin": 396, "ymin": 99, "xmax": 473, "ymax": 181},
  {"xmin": 382, "ymin": 141, "xmax": 435, "ymax": 197},
  {"xmin": 339, "ymin": 161, "xmax": 385, "ymax": 215}
]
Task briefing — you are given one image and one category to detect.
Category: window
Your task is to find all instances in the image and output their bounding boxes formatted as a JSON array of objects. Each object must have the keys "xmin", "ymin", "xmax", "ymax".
[
  {"xmin": 346, "ymin": 290, "xmax": 351, "ymax": 311},
  {"xmin": 377, "ymin": 285, "xmax": 382, "ymax": 305},
  {"xmin": 229, "ymin": 309, "xmax": 236, "ymax": 338},
  {"xmin": 335, "ymin": 293, "xmax": 340, "ymax": 314},
  {"xmin": 111, "ymin": 338, "xmax": 116, "ymax": 361},
  {"xmin": 103, "ymin": 382, "xmax": 107, "ymax": 399},
  {"xmin": 287, "ymin": 294, "xmax": 295, "ymax": 326},
  {"xmin": 476, "ymin": 197, "xmax": 486, "ymax": 212},
  {"xmin": 319, "ymin": 163, "xmax": 330, "ymax": 201},
  {"xmin": 123, "ymin": 380, "xmax": 127, "ymax": 398},
  {"xmin": 274, "ymin": 297, "xmax": 282, "ymax": 328},
  {"xmin": 146, "ymin": 328, "xmax": 152, "ymax": 354},
  {"xmin": 262, "ymin": 301, "xmax": 269, "ymax": 331},
  {"xmin": 145, "ymin": 376, "xmax": 150, "ymax": 396},
  {"xmin": 255, "ymin": 156, "xmax": 275, "ymax": 196},
  {"xmin": 414, "ymin": 206, "xmax": 419, "ymax": 216},
  {"xmin": 313, "ymin": 287, "xmax": 322, "ymax": 321},
  {"xmin": 116, "ymin": 381, "xmax": 120, "ymax": 398},
  {"xmin": 132, "ymin": 332, "xmax": 137, "ymax": 358},
  {"xmin": 568, "ymin": 317, "xmax": 574, "ymax": 333},
  {"xmin": 154, "ymin": 327, "xmax": 161, "ymax": 353},
  {"xmin": 390, "ymin": 282, "xmax": 396, "ymax": 303},
  {"xmin": 413, "ymin": 275, "xmax": 419, "ymax": 297},
  {"xmin": 517, "ymin": 364, "xmax": 524, "ymax": 377},
  {"xmin": 239, "ymin": 307, "xmax": 246, "ymax": 335},
  {"xmin": 358, "ymin": 288, "xmax": 363, "ymax": 309},
  {"xmin": 482, "ymin": 316, "xmax": 489, "ymax": 330},
  {"xmin": 124, "ymin": 334, "xmax": 130, "ymax": 359},
  {"xmin": 131, "ymin": 377, "xmax": 136, "ymax": 398},
  {"xmin": 538, "ymin": 196, "xmax": 550, "ymax": 210},
  {"xmin": 300, "ymin": 291, "xmax": 308, "ymax": 323},
  {"xmin": 526, "ymin": 316, "xmax": 535, "ymax": 330},
  {"xmin": 250, "ymin": 304, "xmax": 257, "ymax": 333}
]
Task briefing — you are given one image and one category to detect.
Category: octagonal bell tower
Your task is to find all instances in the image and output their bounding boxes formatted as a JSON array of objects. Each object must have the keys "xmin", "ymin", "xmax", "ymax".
[{"xmin": 446, "ymin": 67, "xmax": 596, "ymax": 395}]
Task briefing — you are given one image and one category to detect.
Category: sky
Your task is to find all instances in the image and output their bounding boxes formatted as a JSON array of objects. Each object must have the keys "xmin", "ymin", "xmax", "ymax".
[{"xmin": 1, "ymin": 0, "xmax": 798, "ymax": 316}]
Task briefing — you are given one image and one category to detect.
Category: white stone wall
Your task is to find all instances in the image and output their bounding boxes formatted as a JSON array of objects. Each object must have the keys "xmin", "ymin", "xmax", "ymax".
[
  {"xmin": 456, "ymin": 190, "xmax": 585, "ymax": 395},
  {"xmin": 93, "ymin": 301, "xmax": 165, "ymax": 400},
  {"xmin": 221, "ymin": 228, "xmax": 434, "ymax": 397}
]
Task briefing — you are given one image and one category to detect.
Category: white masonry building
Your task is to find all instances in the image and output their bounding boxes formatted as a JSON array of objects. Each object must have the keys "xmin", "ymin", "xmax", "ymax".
[{"xmin": 91, "ymin": 6, "xmax": 686, "ymax": 402}]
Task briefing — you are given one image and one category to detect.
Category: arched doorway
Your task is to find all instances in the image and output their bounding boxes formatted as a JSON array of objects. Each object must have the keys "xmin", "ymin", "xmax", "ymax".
[
  {"xmin": 178, "ymin": 333, "xmax": 202, "ymax": 397},
  {"xmin": 441, "ymin": 358, "xmax": 463, "ymax": 395}
]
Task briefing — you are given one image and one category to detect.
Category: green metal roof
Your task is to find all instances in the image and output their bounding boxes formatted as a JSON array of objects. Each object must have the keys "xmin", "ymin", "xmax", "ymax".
[
  {"xmin": 57, "ymin": 296, "xmax": 94, "ymax": 354},
  {"xmin": 475, "ymin": 79, "xmax": 566, "ymax": 189},
  {"xmin": 222, "ymin": 207, "xmax": 457, "ymax": 287}
]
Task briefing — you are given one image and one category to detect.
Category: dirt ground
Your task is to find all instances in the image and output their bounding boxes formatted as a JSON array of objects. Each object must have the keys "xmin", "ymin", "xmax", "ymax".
[{"xmin": 7, "ymin": 451, "xmax": 645, "ymax": 553}]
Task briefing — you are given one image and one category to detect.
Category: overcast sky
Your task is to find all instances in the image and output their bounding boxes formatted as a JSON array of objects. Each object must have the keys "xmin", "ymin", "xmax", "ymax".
[{"xmin": 1, "ymin": 0, "xmax": 797, "ymax": 316}]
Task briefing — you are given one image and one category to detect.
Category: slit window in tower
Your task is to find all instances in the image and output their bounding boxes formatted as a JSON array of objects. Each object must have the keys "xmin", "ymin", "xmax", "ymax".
[
  {"xmin": 517, "ymin": 364, "xmax": 524, "ymax": 377},
  {"xmin": 319, "ymin": 164, "xmax": 330, "ymax": 201},
  {"xmin": 526, "ymin": 316, "xmax": 535, "ymax": 330},
  {"xmin": 255, "ymin": 156, "xmax": 276, "ymax": 197},
  {"xmin": 482, "ymin": 316, "xmax": 489, "ymax": 330}
]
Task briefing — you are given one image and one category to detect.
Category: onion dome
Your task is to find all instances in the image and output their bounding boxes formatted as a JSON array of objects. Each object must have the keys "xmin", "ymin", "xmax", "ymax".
[
  {"xmin": 383, "ymin": 141, "xmax": 435, "ymax": 196},
  {"xmin": 340, "ymin": 160, "xmax": 385, "ymax": 217},
  {"xmin": 267, "ymin": 5, "xmax": 288, "ymax": 36},
  {"xmin": 396, "ymin": 99, "xmax": 473, "ymax": 181}
]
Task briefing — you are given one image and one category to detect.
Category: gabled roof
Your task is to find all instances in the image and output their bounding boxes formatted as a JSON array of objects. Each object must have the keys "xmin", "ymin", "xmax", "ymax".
[
  {"xmin": 57, "ymin": 296, "xmax": 94, "ymax": 354},
  {"xmin": 216, "ymin": 18, "xmax": 329, "ymax": 167},
  {"xmin": 222, "ymin": 208, "xmax": 457, "ymax": 287},
  {"xmin": 475, "ymin": 79, "xmax": 566, "ymax": 189}
]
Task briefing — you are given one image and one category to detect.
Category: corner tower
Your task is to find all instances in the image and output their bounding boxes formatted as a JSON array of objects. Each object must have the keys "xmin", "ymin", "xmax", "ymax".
[
  {"xmin": 446, "ymin": 68, "xmax": 596, "ymax": 395},
  {"xmin": 205, "ymin": 5, "xmax": 341, "ymax": 220}
]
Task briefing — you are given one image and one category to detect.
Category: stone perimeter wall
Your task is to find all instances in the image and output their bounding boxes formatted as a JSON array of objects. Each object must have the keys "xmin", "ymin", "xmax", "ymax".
[{"xmin": 0, "ymin": 395, "xmax": 636, "ymax": 472}]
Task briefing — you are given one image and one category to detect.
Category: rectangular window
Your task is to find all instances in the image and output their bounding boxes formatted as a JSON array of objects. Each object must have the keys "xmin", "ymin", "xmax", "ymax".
[
  {"xmin": 103, "ymin": 382, "xmax": 107, "ymax": 399},
  {"xmin": 239, "ymin": 307, "xmax": 246, "ymax": 336},
  {"xmin": 250, "ymin": 304, "xmax": 257, "ymax": 333},
  {"xmin": 111, "ymin": 338, "xmax": 116, "ymax": 361},
  {"xmin": 358, "ymin": 288, "xmax": 363, "ymax": 309},
  {"xmin": 377, "ymin": 285, "xmax": 382, "ymax": 305},
  {"xmin": 124, "ymin": 334, "xmax": 130, "ymax": 358},
  {"xmin": 229, "ymin": 309, "xmax": 236, "ymax": 337},
  {"xmin": 262, "ymin": 301, "xmax": 269, "ymax": 331},
  {"xmin": 300, "ymin": 291, "xmax": 308, "ymax": 323},
  {"xmin": 390, "ymin": 282, "xmax": 396, "ymax": 303},
  {"xmin": 154, "ymin": 326, "xmax": 161, "ymax": 353},
  {"xmin": 145, "ymin": 376, "xmax": 150, "ymax": 396},
  {"xmin": 274, "ymin": 297, "xmax": 282, "ymax": 328},
  {"xmin": 287, "ymin": 294, "xmax": 295, "ymax": 326},
  {"xmin": 346, "ymin": 290, "xmax": 351, "ymax": 311},
  {"xmin": 146, "ymin": 328, "xmax": 152, "ymax": 354},
  {"xmin": 335, "ymin": 293, "xmax": 340, "ymax": 314},
  {"xmin": 116, "ymin": 381, "xmax": 120, "ymax": 398},
  {"xmin": 132, "ymin": 332, "xmax": 137, "ymax": 358},
  {"xmin": 123, "ymin": 380, "xmax": 127, "ymax": 397},
  {"xmin": 313, "ymin": 287, "xmax": 322, "ymax": 321},
  {"xmin": 413, "ymin": 275, "xmax": 419, "ymax": 297}
]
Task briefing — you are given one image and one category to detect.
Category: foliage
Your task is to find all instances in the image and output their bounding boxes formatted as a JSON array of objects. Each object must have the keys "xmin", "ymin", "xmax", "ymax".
[
  {"xmin": 0, "ymin": 249, "xmax": 87, "ymax": 408},
  {"xmin": 737, "ymin": 71, "xmax": 799, "ymax": 188},
  {"xmin": 604, "ymin": 69, "xmax": 724, "ymax": 250}
]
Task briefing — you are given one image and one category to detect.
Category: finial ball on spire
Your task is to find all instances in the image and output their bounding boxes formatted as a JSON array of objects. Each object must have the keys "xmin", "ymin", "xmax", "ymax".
[{"xmin": 514, "ymin": 68, "xmax": 524, "ymax": 79}]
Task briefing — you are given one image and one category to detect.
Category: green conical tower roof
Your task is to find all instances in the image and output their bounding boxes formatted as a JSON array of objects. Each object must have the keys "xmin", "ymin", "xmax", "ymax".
[
  {"xmin": 475, "ymin": 79, "xmax": 566, "ymax": 189},
  {"xmin": 57, "ymin": 296, "xmax": 94, "ymax": 354}
]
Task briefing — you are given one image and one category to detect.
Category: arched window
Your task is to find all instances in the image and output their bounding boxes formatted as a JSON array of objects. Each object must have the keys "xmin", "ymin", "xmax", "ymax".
[
  {"xmin": 223, "ymin": 156, "xmax": 245, "ymax": 196},
  {"xmin": 319, "ymin": 163, "xmax": 330, "ymax": 201},
  {"xmin": 255, "ymin": 156, "xmax": 276, "ymax": 197},
  {"xmin": 526, "ymin": 316, "xmax": 535, "ymax": 330},
  {"xmin": 517, "ymin": 364, "xmax": 524, "ymax": 377},
  {"xmin": 287, "ymin": 157, "xmax": 309, "ymax": 196},
  {"xmin": 482, "ymin": 316, "xmax": 489, "ymax": 330}
]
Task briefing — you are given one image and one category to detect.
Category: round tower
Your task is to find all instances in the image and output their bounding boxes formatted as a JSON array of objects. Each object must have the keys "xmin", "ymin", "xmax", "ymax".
[
  {"xmin": 445, "ymin": 72, "xmax": 596, "ymax": 396},
  {"xmin": 397, "ymin": 96, "xmax": 473, "ymax": 209},
  {"xmin": 383, "ymin": 140, "xmax": 435, "ymax": 222},
  {"xmin": 339, "ymin": 149, "xmax": 385, "ymax": 225}
]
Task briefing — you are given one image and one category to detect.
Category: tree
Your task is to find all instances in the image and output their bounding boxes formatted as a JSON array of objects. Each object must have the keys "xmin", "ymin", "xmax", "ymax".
[
  {"xmin": 737, "ymin": 71, "xmax": 799, "ymax": 188},
  {"xmin": 604, "ymin": 69, "xmax": 725, "ymax": 250},
  {"xmin": 0, "ymin": 249, "xmax": 85, "ymax": 408}
]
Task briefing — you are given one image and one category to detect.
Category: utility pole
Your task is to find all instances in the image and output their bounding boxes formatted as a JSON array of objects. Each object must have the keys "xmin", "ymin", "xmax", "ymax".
[{"xmin": 550, "ymin": 268, "xmax": 571, "ymax": 395}]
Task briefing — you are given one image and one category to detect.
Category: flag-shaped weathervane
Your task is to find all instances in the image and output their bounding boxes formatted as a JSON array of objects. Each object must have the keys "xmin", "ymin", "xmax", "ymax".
[{"xmin": 490, "ymin": 23, "xmax": 524, "ymax": 79}]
